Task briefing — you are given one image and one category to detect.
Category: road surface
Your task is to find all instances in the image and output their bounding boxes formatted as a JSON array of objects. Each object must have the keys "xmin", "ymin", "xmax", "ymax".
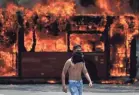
[{"xmin": 0, "ymin": 84, "xmax": 139, "ymax": 95}]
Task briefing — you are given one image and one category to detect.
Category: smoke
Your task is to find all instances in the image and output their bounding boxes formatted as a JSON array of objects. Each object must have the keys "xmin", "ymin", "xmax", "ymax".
[
  {"xmin": 130, "ymin": 0, "xmax": 139, "ymax": 13},
  {"xmin": 74, "ymin": 0, "xmax": 100, "ymax": 14},
  {"xmin": 74, "ymin": 0, "xmax": 136, "ymax": 15},
  {"xmin": 0, "ymin": 0, "xmax": 75, "ymax": 8},
  {"xmin": 18, "ymin": 0, "xmax": 41, "ymax": 8},
  {"xmin": 110, "ymin": 33, "xmax": 125, "ymax": 45},
  {"xmin": 0, "ymin": 0, "xmax": 138, "ymax": 14},
  {"xmin": 0, "ymin": 0, "xmax": 5, "ymax": 7},
  {"xmin": 0, "ymin": 0, "xmax": 47, "ymax": 8},
  {"xmin": 79, "ymin": 0, "xmax": 96, "ymax": 7}
]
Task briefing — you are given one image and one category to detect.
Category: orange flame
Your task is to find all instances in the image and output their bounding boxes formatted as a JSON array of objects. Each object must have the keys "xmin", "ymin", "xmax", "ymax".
[
  {"xmin": 96, "ymin": 0, "xmax": 113, "ymax": 14},
  {"xmin": 110, "ymin": 15, "xmax": 139, "ymax": 77},
  {"xmin": 0, "ymin": 1, "xmax": 139, "ymax": 78},
  {"xmin": 33, "ymin": 1, "xmax": 75, "ymax": 19}
]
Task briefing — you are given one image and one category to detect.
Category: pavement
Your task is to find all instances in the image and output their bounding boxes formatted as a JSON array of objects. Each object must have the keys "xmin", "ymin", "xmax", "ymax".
[
  {"xmin": 0, "ymin": 92, "xmax": 139, "ymax": 95},
  {"xmin": 0, "ymin": 84, "xmax": 139, "ymax": 95}
]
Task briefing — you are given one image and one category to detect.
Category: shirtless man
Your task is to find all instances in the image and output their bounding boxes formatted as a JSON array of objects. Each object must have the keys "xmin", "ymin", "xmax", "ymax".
[{"xmin": 62, "ymin": 45, "xmax": 93, "ymax": 95}]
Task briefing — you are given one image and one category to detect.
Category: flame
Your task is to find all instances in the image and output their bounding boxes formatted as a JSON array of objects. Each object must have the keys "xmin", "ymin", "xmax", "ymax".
[
  {"xmin": 70, "ymin": 34, "xmax": 104, "ymax": 52},
  {"xmin": 33, "ymin": 1, "xmax": 75, "ymax": 18},
  {"xmin": 24, "ymin": 30, "xmax": 33, "ymax": 51},
  {"xmin": 110, "ymin": 15, "xmax": 139, "ymax": 77},
  {"xmin": 96, "ymin": 0, "xmax": 113, "ymax": 14},
  {"xmin": 0, "ymin": 1, "xmax": 75, "ymax": 76},
  {"xmin": 0, "ymin": 51, "xmax": 17, "ymax": 76},
  {"xmin": 101, "ymin": 80, "xmax": 124, "ymax": 84},
  {"xmin": 36, "ymin": 32, "xmax": 67, "ymax": 52},
  {"xmin": 0, "ymin": 0, "xmax": 139, "ymax": 79},
  {"xmin": 47, "ymin": 79, "xmax": 58, "ymax": 84}
]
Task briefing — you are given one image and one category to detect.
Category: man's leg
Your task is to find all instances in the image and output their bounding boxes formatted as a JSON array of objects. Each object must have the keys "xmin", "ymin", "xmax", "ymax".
[
  {"xmin": 77, "ymin": 80, "xmax": 83, "ymax": 95},
  {"xmin": 69, "ymin": 81, "xmax": 79, "ymax": 95}
]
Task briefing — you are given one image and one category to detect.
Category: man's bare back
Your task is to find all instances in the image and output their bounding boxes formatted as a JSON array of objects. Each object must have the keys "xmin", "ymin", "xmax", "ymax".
[
  {"xmin": 64, "ymin": 58, "xmax": 88, "ymax": 81},
  {"xmin": 68, "ymin": 58, "xmax": 84, "ymax": 80}
]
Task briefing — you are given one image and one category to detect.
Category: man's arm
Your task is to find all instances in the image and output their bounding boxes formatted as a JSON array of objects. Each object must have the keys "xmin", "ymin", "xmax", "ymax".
[
  {"xmin": 61, "ymin": 60, "xmax": 71, "ymax": 87},
  {"xmin": 82, "ymin": 63, "xmax": 92, "ymax": 86}
]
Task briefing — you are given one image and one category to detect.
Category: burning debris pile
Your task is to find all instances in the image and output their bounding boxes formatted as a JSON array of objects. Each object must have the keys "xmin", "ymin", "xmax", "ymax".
[{"xmin": 0, "ymin": 0, "xmax": 139, "ymax": 78}]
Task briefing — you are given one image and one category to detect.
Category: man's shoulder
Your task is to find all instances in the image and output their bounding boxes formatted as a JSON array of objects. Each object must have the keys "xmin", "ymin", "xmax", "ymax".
[
  {"xmin": 65, "ymin": 58, "xmax": 72, "ymax": 66},
  {"xmin": 66, "ymin": 58, "xmax": 72, "ymax": 62},
  {"xmin": 65, "ymin": 58, "xmax": 72, "ymax": 64}
]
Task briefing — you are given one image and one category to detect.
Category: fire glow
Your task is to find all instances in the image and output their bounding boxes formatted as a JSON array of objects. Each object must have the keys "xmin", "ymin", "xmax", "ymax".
[{"xmin": 0, "ymin": 0, "xmax": 139, "ymax": 78}]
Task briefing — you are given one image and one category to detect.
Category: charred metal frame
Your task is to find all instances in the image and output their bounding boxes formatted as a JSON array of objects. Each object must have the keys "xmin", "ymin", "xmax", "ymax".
[
  {"xmin": 67, "ymin": 15, "xmax": 115, "ymax": 79},
  {"xmin": 16, "ymin": 11, "xmax": 115, "ymax": 79},
  {"xmin": 103, "ymin": 16, "xmax": 115, "ymax": 78}
]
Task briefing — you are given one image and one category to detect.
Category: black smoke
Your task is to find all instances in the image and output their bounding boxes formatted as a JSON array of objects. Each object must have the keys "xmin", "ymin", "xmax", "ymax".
[
  {"xmin": 110, "ymin": 33, "xmax": 125, "ymax": 45},
  {"xmin": 4, "ymin": 30, "xmax": 17, "ymax": 47},
  {"xmin": 80, "ymin": 0, "xmax": 96, "ymax": 7},
  {"xmin": 130, "ymin": 0, "xmax": 139, "ymax": 12}
]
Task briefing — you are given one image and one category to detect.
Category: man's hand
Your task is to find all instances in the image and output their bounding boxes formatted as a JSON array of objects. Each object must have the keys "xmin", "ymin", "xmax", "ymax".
[
  {"xmin": 62, "ymin": 85, "xmax": 68, "ymax": 93},
  {"xmin": 89, "ymin": 82, "xmax": 93, "ymax": 88}
]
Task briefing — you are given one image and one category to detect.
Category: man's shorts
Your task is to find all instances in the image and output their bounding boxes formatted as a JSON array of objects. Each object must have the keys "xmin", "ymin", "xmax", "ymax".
[{"xmin": 68, "ymin": 80, "xmax": 83, "ymax": 95}]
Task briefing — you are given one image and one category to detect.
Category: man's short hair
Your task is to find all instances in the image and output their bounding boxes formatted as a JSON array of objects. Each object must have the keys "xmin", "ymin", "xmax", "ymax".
[{"xmin": 73, "ymin": 45, "xmax": 81, "ymax": 50}]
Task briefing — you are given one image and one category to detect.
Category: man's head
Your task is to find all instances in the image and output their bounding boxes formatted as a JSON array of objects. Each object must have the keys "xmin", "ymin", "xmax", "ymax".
[
  {"xmin": 72, "ymin": 52, "xmax": 84, "ymax": 64},
  {"xmin": 73, "ymin": 45, "xmax": 82, "ymax": 53}
]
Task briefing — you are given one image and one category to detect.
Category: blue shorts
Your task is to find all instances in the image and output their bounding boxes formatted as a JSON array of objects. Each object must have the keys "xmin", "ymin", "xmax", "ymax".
[{"xmin": 68, "ymin": 80, "xmax": 83, "ymax": 95}]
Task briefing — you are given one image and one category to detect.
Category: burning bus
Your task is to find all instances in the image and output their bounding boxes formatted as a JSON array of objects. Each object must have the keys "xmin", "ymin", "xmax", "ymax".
[{"xmin": 0, "ymin": 0, "xmax": 139, "ymax": 83}]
